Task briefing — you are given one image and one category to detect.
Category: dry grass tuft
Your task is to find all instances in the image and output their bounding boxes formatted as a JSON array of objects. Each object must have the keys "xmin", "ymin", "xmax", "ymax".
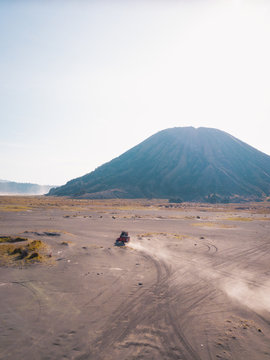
[
  {"xmin": 192, "ymin": 222, "xmax": 234, "ymax": 228},
  {"xmin": 27, "ymin": 240, "xmax": 43, "ymax": 251},
  {"xmin": 0, "ymin": 236, "xmax": 28, "ymax": 243},
  {"xmin": 0, "ymin": 239, "xmax": 50, "ymax": 266},
  {"xmin": 0, "ymin": 205, "xmax": 31, "ymax": 212},
  {"xmin": 61, "ymin": 241, "xmax": 70, "ymax": 246},
  {"xmin": 137, "ymin": 232, "xmax": 188, "ymax": 240},
  {"xmin": 225, "ymin": 217, "xmax": 252, "ymax": 222}
]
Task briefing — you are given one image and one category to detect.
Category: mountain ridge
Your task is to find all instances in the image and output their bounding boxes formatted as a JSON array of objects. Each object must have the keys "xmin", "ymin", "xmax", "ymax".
[
  {"xmin": 48, "ymin": 127, "xmax": 270, "ymax": 202},
  {"xmin": 0, "ymin": 179, "xmax": 54, "ymax": 195}
]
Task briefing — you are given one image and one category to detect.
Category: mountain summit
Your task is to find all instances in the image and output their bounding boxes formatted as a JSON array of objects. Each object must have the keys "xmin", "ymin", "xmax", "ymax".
[{"xmin": 48, "ymin": 127, "xmax": 270, "ymax": 201}]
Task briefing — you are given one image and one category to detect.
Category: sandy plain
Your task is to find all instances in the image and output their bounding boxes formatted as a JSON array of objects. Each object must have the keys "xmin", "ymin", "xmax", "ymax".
[{"xmin": 1, "ymin": 196, "xmax": 270, "ymax": 360}]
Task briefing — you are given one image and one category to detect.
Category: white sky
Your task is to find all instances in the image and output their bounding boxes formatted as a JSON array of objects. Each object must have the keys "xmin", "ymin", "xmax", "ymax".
[{"xmin": 1, "ymin": 0, "xmax": 270, "ymax": 185}]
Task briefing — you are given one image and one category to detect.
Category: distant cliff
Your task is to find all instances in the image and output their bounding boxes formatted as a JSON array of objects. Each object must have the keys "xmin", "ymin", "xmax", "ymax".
[
  {"xmin": 0, "ymin": 180, "xmax": 54, "ymax": 195},
  {"xmin": 48, "ymin": 127, "xmax": 270, "ymax": 202}
]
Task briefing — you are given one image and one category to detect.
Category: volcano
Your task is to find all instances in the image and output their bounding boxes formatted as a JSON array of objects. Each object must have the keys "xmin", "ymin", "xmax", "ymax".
[{"xmin": 48, "ymin": 127, "xmax": 270, "ymax": 202}]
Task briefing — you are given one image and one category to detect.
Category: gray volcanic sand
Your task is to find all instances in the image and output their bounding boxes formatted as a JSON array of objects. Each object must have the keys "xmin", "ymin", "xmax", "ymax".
[{"xmin": 1, "ymin": 200, "xmax": 270, "ymax": 359}]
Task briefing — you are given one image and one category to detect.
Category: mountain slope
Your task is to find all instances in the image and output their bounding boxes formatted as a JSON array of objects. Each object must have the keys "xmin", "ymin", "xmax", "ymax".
[
  {"xmin": 48, "ymin": 127, "xmax": 270, "ymax": 201},
  {"xmin": 0, "ymin": 180, "xmax": 54, "ymax": 195}
]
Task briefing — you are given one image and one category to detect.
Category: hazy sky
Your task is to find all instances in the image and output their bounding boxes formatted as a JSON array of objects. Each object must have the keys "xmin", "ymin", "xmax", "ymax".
[{"xmin": 1, "ymin": 0, "xmax": 270, "ymax": 185}]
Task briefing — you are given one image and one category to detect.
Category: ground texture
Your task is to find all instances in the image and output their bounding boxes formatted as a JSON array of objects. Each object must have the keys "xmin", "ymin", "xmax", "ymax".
[{"xmin": 1, "ymin": 197, "xmax": 270, "ymax": 360}]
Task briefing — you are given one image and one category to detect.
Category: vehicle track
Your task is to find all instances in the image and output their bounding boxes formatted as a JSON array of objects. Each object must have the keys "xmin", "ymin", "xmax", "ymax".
[
  {"xmin": 11, "ymin": 280, "xmax": 42, "ymax": 321},
  {"xmin": 0, "ymin": 280, "xmax": 43, "ymax": 360},
  {"xmin": 82, "ymin": 240, "xmax": 205, "ymax": 360},
  {"xmin": 87, "ymin": 254, "xmax": 172, "ymax": 357}
]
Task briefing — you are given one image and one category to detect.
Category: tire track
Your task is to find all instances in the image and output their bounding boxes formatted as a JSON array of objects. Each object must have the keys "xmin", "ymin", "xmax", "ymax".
[
  {"xmin": 82, "ymin": 235, "xmax": 270, "ymax": 360},
  {"xmin": 85, "ymin": 239, "xmax": 205, "ymax": 360},
  {"xmin": 85, "ymin": 248, "xmax": 183, "ymax": 359},
  {"xmin": 11, "ymin": 280, "xmax": 42, "ymax": 320}
]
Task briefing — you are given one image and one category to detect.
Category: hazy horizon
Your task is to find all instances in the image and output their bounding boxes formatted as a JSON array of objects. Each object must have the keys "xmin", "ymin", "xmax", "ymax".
[{"xmin": 1, "ymin": 0, "xmax": 270, "ymax": 186}]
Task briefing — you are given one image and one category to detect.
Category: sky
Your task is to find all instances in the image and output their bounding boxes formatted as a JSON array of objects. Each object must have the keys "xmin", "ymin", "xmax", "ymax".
[{"xmin": 1, "ymin": 0, "xmax": 270, "ymax": 186}]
